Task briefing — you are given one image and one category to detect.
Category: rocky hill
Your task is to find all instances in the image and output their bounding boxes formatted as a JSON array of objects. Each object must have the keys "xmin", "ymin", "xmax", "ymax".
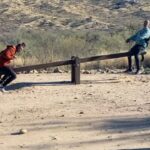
[{"xmin": 0, "ymin": 0, "xmax": 149, "ymax": 35}]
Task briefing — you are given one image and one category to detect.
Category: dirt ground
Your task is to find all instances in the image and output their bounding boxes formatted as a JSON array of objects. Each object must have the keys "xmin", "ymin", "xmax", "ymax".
[{"xmin": 0, "ymin": 73, "xmax": 150, "ymax": 150}]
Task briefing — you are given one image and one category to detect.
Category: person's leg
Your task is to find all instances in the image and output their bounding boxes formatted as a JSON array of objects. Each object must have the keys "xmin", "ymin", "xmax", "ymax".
[
  {"xmin": 0, "ymin": 74, "xmax": 2, "ymax": 84},
  {"xmin": 134, "ymin": 45, "xmax": 145, "ymax": 74},
  {"xmin": 0, "ymin": 66, "xmax": 16, "ymax": 87},
  {"xmin": 140, "ymin": 50, "xmax": 146, "ymax": 72},
  {"xmin": 2, "ymin": 76, "xmax": 16, "ymax": 87},
  {"xmin": 2, "ymin": 67, "xmax": 17, "ymax": 87},
  {"xmin": 135, "ymin": 54, "xmax": 140, "ymax": 72},
  {"xmin": 127, "ymin": 56, "xmax": 132, "ymax": 71},
  {"xmin": 0, "ymin": 67, "xmax": 9, "ymax": 84},
  {"xmin": 126, "ymin": 45, "xmax": 136, "ymax": 72},
  {"xmin": 140, "ymin": 54, "xmax": 145, "ymax": 70},
  {"xmin": 0, "ymin": 74, "xmax": 10, "ymax": 84}
]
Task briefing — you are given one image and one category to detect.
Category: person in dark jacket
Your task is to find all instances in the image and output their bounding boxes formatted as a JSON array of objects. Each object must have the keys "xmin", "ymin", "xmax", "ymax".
[
  {"xmin": 0, "ymin": 43, "xmax": 26, "ymax": 92},
  {"xmin": 126, "ymin": 20, "xmax": 150, "ymax": 74}
]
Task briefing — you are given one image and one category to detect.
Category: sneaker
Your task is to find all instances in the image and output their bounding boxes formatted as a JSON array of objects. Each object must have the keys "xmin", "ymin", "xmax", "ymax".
[
  {"xmin": 135, "ymin": 69, "xmax": 144, "ymax": 75},
  {"xmin": 124, "ymin": 69, "xmax": 133, "ymax": 73},
  {"xmin": 0, "ymin": 87, "xmax": 7, "ymax": 93}
]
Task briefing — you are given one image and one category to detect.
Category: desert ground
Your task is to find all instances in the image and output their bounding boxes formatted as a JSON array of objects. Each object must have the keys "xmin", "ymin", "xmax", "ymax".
[{"xmin": 0, "ymin": 72, "xmax": 150, "ymax": 150}]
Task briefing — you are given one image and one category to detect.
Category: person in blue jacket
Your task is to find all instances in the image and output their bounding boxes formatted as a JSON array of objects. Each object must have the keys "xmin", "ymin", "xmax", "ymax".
[{"xmin": 126, "ymin": 20, "xmax": 150, "ymax": 74}]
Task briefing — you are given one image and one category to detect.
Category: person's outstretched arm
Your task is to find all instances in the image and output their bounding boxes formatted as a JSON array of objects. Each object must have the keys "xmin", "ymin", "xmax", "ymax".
[{"xmin": 126, "ymin": 30, "xmax": 140, "ymax": 43}]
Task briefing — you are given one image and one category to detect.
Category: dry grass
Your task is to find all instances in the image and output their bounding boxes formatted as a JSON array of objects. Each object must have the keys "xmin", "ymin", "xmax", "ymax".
[{"xmin": 0, "ymin": 0, "xmax": 150, "ymax": 70}]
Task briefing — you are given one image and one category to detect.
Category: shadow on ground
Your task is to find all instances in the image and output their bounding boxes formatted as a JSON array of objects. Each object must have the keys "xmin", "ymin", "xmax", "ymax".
[
  {"xmin": 17, "ymin": 116, "xmax": 150, "ymax": 134},
  {"xmin": 6, "ymin": 78, "xmax": 123, "ymax": 91},
  {"xmin": 11, "ymin": 115, "xmax": 150, "ymax": 150},
  {"xmin": 6, "ymin": 81, "xmax": 72, "ymax": 90},
  {"xmin": 120, "ymin": 148, "xmax": 150, "ymax": 150}
]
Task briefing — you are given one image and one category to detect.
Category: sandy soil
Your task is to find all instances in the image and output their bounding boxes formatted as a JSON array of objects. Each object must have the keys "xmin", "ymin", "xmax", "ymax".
[{"xmin": 0, "ymin": 73, "xmax": 150, "ymax": 150}]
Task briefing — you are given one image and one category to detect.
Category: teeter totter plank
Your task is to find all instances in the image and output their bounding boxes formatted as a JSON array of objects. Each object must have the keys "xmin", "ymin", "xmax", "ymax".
[{"xmin": 13, "ymin": 52, "xmax": 132, "ymax": 84}]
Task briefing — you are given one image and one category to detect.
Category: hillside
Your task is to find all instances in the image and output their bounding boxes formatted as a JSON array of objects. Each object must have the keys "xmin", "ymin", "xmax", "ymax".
[{"xmin": 0, "ymin": 0, "xmax": 150, "ymax": 35}]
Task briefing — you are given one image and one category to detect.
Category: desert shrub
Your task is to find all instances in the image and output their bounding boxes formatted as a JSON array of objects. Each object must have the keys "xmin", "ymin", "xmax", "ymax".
[{"xmin": 0, "ymin": 26, "xmax": 149, "ymax": 69}]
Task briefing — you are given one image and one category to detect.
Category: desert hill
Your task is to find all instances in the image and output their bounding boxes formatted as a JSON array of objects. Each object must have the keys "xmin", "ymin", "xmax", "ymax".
[{"xmin": 0, "ymin": 0, "xmax": 150, "ymax": 35}]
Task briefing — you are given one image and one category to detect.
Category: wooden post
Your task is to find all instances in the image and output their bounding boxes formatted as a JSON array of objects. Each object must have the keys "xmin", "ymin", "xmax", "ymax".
[{"xmin": 71, "ymin": 56, "xmax": 80, "ymax": 84}]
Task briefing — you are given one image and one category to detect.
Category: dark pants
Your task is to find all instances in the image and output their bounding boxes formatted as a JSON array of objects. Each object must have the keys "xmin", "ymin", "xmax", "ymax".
[
  {"xmin": 128, "ymin": 44, "xmax": 145, "ymax": 71},
  {"xmin": 0, "ymin": 66, "xmax": 16, "ymax": 87}
]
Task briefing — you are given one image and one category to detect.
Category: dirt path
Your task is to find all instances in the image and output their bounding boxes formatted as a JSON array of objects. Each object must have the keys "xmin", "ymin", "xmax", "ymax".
[{"xmin": 0, "ymin": 73, "xmax": 150, "ymax": 150}]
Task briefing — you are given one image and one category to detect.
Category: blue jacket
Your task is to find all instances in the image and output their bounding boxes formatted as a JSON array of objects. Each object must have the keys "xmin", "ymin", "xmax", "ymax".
[{"xmin": 129, "ymin": 27, "xmax": 150, "ymax": 48}]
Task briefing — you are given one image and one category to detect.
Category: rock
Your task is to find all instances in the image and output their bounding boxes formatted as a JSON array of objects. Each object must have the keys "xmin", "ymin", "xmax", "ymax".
[
  {"xmin": 85, "ymin": 16, "xmax": 92, "ymax": 22},
  {"xmin": 64, "ymin": 70, "xmax": 69, "ymax": 73},
  {"xmin": 82, "ymin": 70, "xmax": 91, "ymax": 74},
  {"xmin": 19, "ymin": 129, "xmax": 28, "ymax": 134},
  {"xmin": 90, "ymin": 70, "xmax": 97, "ymax": 74},
  {"xmin": 88, "ymin": 93, "xmax": 93, "ymax": 95},
  {"xmin": 19, "ymin": 145, "xmax": 24, "ymax": 148},
  {"xmin": 105, "ymin": 68, "xmax": 111, "ymax": 73},
  {"xmin": 29, "ymin": 70, "xmax": 38, "ymax": 74},
  {"xmin": 51, "ymin": 136, "xmax": 57, "ymax": 140},
  {"xmin": 97, "ymin": 69, "xmax": 106, "ymax": 74},
  {"xmin": 107, "ymin": 135, "xmax": 112, "ymax": 139},
  {"xmin": 79, "ymin": 111, "xmax": 84, "ymax": 114},
  {"xmin": 53, "ymin": 68, "xmax": 63, "ymax": 73},
  {"xmin": 39, "ymin": 70, "xmax": 48, "ymax": 73}
]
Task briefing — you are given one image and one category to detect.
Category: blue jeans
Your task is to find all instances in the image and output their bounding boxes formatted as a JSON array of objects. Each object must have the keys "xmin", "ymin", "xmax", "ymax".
[
  {"xmin": 128, "ymin": 44, "xmax": 145, "ymax": 71},
  {"xmin": 0, "ymin": 66, "xmax": 16, "ymax": 87}
]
